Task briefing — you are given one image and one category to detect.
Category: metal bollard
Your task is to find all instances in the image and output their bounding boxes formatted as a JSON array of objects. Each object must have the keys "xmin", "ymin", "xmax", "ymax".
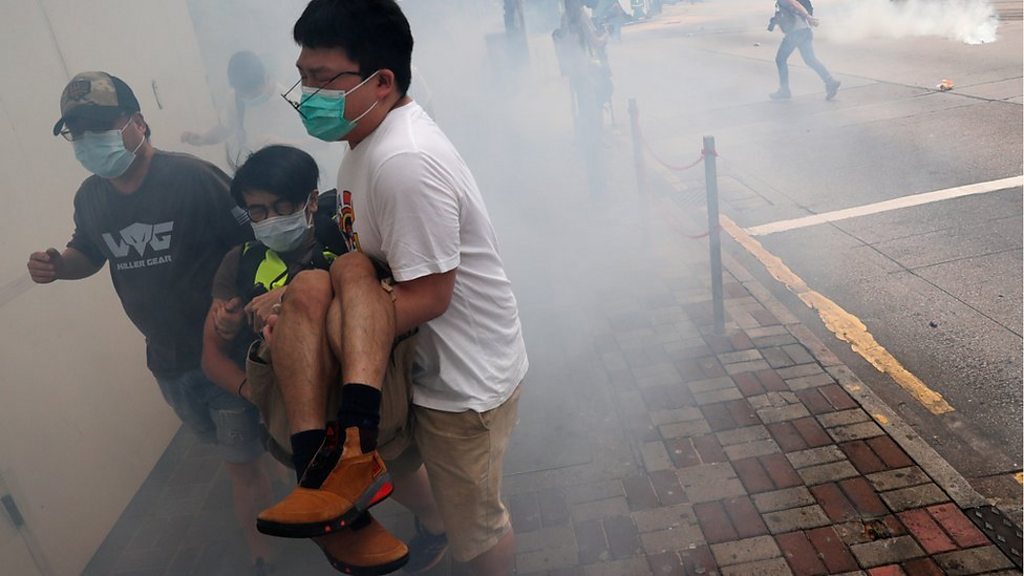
[
  {"xmin": 628, "ymin": 99, "xmax": 647, "ymax": 200},
  {"xmin": 703, "ymin": 135, "xmax": 725, "ymax": 334}
]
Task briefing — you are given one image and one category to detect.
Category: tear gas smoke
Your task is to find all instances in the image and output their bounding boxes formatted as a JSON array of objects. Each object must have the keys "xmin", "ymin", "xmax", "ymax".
[{"xmin": 822, "ymin": 0, "xmax": 999, "ymax": 45}]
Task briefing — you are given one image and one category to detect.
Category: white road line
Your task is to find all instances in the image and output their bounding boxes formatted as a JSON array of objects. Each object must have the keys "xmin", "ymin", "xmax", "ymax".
[{"xmin": 747, "ymin": 176, "xmax": 1024, "ymax": 237}]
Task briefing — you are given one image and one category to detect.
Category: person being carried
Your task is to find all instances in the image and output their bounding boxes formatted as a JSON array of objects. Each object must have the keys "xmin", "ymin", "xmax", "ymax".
[
  {"xmin": 27, "ymin": 71, "xmax": 274, "ymax": 575},
  {"xmin": 256, "ymin": 1, "xmax": 529, "ymax": 574},
  {"xmin": 201, "ymin": 144, "xmax": 431, "ymax": 575},
  {"xmin": 769, "ymin": 0, "xmax": 841, "ymax": 101}
]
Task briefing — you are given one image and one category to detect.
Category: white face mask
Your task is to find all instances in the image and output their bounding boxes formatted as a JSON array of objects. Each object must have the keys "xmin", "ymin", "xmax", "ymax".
[
  {"xmin": 250, "ymin": 202, "xmax": 311, "ymax": 253},
  {"xmin": 72, "ymin": 121, "xmax": 143, "ymax": 178}
]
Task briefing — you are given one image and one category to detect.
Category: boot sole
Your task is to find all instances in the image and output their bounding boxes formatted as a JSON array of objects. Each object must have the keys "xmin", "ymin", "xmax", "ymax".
[
  {"xmin": 257, "ymin": 473, "xmax": 393, "ymax": 538},
  {"xmin": 323, "ymin": 549, "xmax": 409, "ymax": 576}
]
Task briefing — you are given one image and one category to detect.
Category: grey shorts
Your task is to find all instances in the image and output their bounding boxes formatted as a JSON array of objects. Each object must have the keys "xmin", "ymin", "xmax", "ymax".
[{"xmin": 155, "ymin": 369, "xmax": 264, "ymax": 464}]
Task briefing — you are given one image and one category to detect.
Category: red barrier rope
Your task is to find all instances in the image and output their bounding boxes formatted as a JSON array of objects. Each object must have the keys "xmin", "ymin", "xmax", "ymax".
[
  {"xmin": 631, "ymin": 111, "xmax": 715, "ymax": 172},
  {"xmin": 630, "ymin": 106, "xmax": 724, "ymax": 241},
  {"xmin": 642, "ymin": 129, "xmax": 706, "ymax": 171}
]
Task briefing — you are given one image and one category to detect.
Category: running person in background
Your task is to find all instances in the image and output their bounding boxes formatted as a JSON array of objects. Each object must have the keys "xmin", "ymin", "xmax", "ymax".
[
  {"xmin": 770, "ymin": 0, "xmax": 841, "ymax": 100},
  {"xmin": 181, "ymin": 50, "xmax": 341, "ymax": 185},
  {"xmin": 257, "ymin": 1, "xmax": 529, "ymax": 574},
  {"xmin": 27, "ymin": 72, "xmax": 274, "ymax": 575}
]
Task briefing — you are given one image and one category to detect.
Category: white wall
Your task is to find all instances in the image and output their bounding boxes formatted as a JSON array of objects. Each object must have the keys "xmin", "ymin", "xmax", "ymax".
[{"xmin": 0, "ymin": 1, "xmax": 222, "ymax": 574}]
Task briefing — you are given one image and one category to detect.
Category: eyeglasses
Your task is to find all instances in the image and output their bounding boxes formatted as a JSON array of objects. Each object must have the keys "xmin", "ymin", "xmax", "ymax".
[
  {"xmin": 281, "ymin": 70, "xmax": 363, "ymax": 119},
  {"xmin": 59, "ymin": 116, "xmax": 131, "ymax": 142},
  {"xmin": 245, "ymin": 198, "xmax": 307, "ymax": 223}
]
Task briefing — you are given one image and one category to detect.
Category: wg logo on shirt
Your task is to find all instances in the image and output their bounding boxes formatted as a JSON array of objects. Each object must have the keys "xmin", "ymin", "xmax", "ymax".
[{"xmin": 102, "ymin": 222, "xmax": 175, "ymax": 270}]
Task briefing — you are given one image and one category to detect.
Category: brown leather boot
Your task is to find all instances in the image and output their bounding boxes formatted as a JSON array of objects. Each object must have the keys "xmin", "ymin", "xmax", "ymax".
[
  {"xmin": 313, "ymin": 512, "xmax": 409, "ymax": 575},
  {"xmin": 257, "ymin": 424, "xmax": 392, "ymax": 538}
]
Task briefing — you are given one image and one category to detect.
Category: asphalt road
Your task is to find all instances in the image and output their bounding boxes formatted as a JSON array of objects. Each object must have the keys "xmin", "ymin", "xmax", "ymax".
[{"xmin": 600, "ymin": 0, "xmax": 1022, "ymax": 499}]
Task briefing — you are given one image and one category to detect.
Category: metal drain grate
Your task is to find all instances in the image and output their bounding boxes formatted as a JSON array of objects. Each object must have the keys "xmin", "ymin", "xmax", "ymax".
[{"xmin": 966, "ymin": 505, "xmax": 1023, "ymax": 569}]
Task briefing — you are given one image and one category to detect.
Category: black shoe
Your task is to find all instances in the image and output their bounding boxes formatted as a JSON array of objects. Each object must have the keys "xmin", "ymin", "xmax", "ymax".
[
  {"xmin": 826, "ymin": 79, "xmax": 841, "ymax": 100},
  {"xmin": 403, "ymin": 517, "xmax": 448, "ymax": 574},
  {"xmin": 769, "ymin": 88, "xmax": 791, "ymax": 100}
]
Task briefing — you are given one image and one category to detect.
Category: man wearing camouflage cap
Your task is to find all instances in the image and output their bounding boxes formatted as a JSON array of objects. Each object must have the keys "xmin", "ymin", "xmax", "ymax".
[{"xmin": 27, "ymin": 71, "xmax": 277, "ymax": 575}]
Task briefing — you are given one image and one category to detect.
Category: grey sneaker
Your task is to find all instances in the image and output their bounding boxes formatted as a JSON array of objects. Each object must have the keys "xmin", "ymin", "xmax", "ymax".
[
  {"xmin": 403, "ymin": 517, "xmax": 448, "ymax": 573},
  {"xmin": 769, "ymin": 88, "xmax": 791, "ymax": 100},
  {"xmin": 826, "ymin": 79, "xmax": 841, "ymax": 100}
]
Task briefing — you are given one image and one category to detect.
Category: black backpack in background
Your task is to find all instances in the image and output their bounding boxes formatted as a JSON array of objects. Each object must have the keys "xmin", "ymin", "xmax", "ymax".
[{"xmin": 770, "ymin": 0, "xmax": 813, "ymax": 31}]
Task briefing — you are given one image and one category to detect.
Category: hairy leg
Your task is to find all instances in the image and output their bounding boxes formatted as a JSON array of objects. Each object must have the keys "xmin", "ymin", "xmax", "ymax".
[
  {"xmin": 271, "ymin": 270, "xmax": 336, "ymax": 434},
  {"xmin": 329, "ymin": 252, "xmax": 396, "ymax": 391},
  {"xmin": 390, "ymin": 464, "xmax": 445, "ymax": 535}
]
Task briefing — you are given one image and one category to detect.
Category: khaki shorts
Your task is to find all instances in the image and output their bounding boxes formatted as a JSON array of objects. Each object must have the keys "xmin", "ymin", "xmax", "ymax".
[
  {"xmin": 414, "ymin": 385, "xmax": 522, "ymax": 563},
  {"xmin": 244, "ymin": 335, "xmax": 421, "ymax": 479}
]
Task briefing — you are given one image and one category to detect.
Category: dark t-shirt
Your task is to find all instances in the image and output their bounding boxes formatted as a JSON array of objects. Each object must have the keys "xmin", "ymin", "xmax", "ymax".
[{"xmin": 68, "ymin": 150, "xmax": 251, "ymax": 377}]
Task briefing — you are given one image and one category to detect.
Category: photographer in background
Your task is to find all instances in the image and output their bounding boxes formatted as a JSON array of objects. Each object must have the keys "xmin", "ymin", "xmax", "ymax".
[{"xmin": 768, "ymin": 0, "xmax": 841, "ymax": 101}]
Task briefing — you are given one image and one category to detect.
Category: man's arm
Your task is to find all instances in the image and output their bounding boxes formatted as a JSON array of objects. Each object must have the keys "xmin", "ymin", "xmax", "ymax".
[
  {"xmin": 201, "ymin": 300, "xmax": 250, "ymax": 399},
  {"xmin": 181, "ymin": 123, "xmax": 232, "ymax": 146},
  {"xmin": 26, "ymin": 246, "xmax": 103, "ymax": 283},
  {"xmin": 392, "ymin": 269, "xmax": 457, "ymax": 336}
]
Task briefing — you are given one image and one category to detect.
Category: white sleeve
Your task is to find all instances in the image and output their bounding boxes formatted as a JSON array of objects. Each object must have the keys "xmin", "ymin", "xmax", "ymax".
[
  {"xmin": 370, "ymin": 151, "xmax": 461, "ymax": 282},
  {"xmin": 218, "ymin": 96, "xmax": 239, "ymax": 131}
]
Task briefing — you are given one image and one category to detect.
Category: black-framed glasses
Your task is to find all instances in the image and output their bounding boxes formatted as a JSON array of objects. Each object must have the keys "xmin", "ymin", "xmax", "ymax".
[
  {"xmin": 281, "ymin": 70, "xmax": 363, "ymax": 119},
  {"xmin": 59, "ymin": 116, "xmax": 131, "ymax": 142},
  {"xmin": 245, "ymin": 198, "xmax": 307, "ymax": 223}
]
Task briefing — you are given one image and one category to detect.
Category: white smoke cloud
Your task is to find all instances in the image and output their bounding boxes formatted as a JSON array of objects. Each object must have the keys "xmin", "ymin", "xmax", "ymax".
[{"xmin": 821, "ymin": 0, "xmax": 1000, "ymax": 45}]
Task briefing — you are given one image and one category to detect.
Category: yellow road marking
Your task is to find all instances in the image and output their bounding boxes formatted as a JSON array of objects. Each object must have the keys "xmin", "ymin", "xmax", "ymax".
[
  {"xmin": 1015, "ymin": 472, "xmax": 1023, "ymax": 485},
  {"xmin": 717, "ymin": 215, "xmax": 955, "ymax": 415}
]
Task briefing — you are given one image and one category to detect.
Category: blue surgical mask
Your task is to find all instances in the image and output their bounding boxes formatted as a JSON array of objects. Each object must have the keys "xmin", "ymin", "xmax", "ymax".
[
  {"xmin": 72, "ymin": 121, "xmax": 143, "ymax": 179},
  {"xmin": 298, "ymin": 72, "xmax": 379, "ymax": 142},
  {"xmin": 251, "ymin": 202, "xmax": 311, "ymax": 253}
]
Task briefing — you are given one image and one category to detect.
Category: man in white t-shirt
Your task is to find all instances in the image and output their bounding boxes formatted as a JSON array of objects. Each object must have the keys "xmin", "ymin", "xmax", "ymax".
[{"xmin": 254, "ymin": 1, "xmax": 527, "ymax": 574}]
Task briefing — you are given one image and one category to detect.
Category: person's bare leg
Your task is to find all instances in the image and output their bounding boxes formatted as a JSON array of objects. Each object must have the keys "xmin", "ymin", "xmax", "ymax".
[
  {"xmin": 271, "ymin": 269, "xmax": 335, "ymax": 435},
  {"xmin": 455, "ymin": 531, "xmax": 515, "ymax": 576},
  {"xmin": 224, "ymin": 459, "xmax": 275, "ymax": 564},
  {"xmin": 259, "ymin": 265, "xmax": 396, "ymax": 539},
  {"xmin": 389, "ymin": 464, "xmax": 444, "ymax": 535},
  {"xmin": 329, "ymin": 252, "xmax": 395, "ymax": 390}
]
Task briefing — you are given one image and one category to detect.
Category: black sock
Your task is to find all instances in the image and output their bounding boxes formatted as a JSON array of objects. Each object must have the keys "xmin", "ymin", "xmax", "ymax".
[
  {"xmin": 290, "ymin": 428, "xmax": 326, "ymax": 481},
  {"xmin": 337, "ymin": 383, "xmax": 382, "ymax": 453}
]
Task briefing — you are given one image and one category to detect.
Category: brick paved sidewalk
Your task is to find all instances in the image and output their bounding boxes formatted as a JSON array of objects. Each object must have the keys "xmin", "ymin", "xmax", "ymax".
[
  {"xmin": 496, "ymin": 185, "xmax": 1022, "ymax": 575},
  {"xmin": 503, "ymin": 275, "xmax": 1019, "ymax": 574}
]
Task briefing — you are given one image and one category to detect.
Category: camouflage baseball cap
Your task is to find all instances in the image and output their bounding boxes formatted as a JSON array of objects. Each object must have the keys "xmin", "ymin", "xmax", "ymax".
[{"xmin": 52, "ymin": 71, "xmax": 141, "ymax": 136}]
